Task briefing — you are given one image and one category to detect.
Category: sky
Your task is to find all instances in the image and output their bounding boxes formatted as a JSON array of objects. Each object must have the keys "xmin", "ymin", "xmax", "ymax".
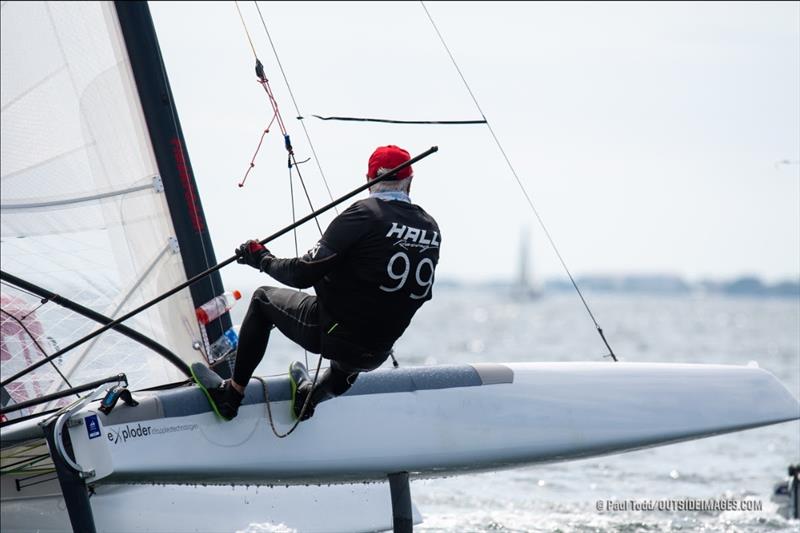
[{"xmin": 148, "ymin": 1, "xmax": 800, "ymax": 290}]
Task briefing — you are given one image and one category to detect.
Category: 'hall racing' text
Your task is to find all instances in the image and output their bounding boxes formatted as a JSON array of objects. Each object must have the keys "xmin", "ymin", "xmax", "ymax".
[{"xmin": 386, "ymin": 223, "xmax": 440, "ymax": 252}]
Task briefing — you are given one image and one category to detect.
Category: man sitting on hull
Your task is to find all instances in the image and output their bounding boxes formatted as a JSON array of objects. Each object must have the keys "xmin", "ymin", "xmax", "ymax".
[{"xmin": 208, "ymin": 145, "xmax": 441, "ymax": 421}]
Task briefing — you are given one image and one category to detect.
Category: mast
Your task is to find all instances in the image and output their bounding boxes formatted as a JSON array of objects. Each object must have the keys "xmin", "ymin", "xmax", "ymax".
[{"xmin": 113, "ymin": 2, "xmax": 231, "ymax": 357}]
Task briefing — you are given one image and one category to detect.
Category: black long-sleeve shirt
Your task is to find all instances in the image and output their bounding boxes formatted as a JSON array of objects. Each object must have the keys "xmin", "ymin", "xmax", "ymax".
[{"xmin": 260, "ymin": 196, "xmax": 440, "ymax": 349}]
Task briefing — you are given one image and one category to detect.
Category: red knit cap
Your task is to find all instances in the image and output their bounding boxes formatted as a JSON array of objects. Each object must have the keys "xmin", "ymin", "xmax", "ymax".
[{"xmin": 367, "ymin": 145, "xmax": 413, "ymax": 180}]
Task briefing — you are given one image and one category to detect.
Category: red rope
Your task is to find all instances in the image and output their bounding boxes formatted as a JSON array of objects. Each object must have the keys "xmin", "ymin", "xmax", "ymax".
[
  {"xmin": 237, "ymin": 74, "xmax": 295, "ymax": 188},
  {"xmin": 260, "ymin": 79, "xmax": 290, "ymax": 142},
  {"xmin": 238, "ymin": 114, "xmax": 277, "ymax": 188}
]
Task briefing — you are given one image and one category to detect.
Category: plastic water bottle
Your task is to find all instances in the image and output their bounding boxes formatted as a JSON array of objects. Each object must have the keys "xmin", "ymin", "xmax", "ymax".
[
  {"xmin": 195, "ymin": 290, "xmax": 242, "ymax": 325},
  {"xmin": 208, "ymin": 327, "xmax": 239, "ymax": 361}
]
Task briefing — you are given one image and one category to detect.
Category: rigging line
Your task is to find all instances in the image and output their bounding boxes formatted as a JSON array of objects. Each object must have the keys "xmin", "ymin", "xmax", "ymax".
[
  {"xmin": 21, "ymin": 299, "xmax": 48, "ymax": 321},
  {"xmin": 308, "ymin": 115, "xmax": 488, "ymax": 125},
  {"xmin": 234, "ymin": 2, "xmax": 328, "ymax": 229},
  {"xmin": 258, "ymin": 75, "xmax": 289, "ymax": 135},
  {"xmin": 234, "ymin": 1, "xmax": 258, "ymax": 60},
  {"xmin": 288, "ymin": 165, "xmax": 308, "ymax": 368},
  {"xmin": 0, "ymin": 407, "xmax": 59, "ymax": 429},
  {"xmin": 287, "ymin": 168, "xmax": 300, "ymax": 277},
  {"xmin": 252, "ymin": 1, "xmax": 338, "ymax": 212},
  {"xmin": 0, "ymin": 309, "xmax": 75, "ymax": 392},
  {"xmin": 4, "ymin": 275, "xmax": 90, "ymax": 327},
  {"xmin": 289, "ymin": 153, "xmax": 323, "ymax": 235},
  {"xmin": 256, "ymin": 66, "xmax": 324, "ymax": 234},
  {"xmin": 255, "ymin": 62, "xmax": 324, "ymax": 234},
  {"xmin": 255, "ymin": 352, "xmax": 323, "ymax": 438},
  {"xmin": 420, "ymin": 2, "xmax": 618, "ymax": 361},
  {"xmin": 1, "ymin": 280, "xmax": 42, "ymax": 301}
]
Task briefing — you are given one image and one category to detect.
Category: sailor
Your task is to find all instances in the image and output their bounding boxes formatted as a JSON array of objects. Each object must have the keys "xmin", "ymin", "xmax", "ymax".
[{"xmin": 208, "ymin": 145, "xmax": 441, "ymax": 421}]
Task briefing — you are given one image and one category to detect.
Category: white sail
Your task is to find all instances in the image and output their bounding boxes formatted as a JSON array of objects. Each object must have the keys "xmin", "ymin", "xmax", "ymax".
[{"xmin": 1, "ymin": 1, "xmax": 205, "ymax": 408}]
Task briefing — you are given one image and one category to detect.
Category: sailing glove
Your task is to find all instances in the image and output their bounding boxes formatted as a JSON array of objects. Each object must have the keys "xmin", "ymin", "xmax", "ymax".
[{"xmin": 236, "ymin": 239, "xmax": 273, "ymax": 271}]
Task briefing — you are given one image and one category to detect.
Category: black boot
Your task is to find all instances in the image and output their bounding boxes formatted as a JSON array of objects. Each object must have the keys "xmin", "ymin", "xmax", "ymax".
[
  {"xmin": 207, "ymin": 381, "xmax": 244, "ymax": 420},
  {"xmin": 293, "ymin": 382, "xmax": 316, "ymax": 421},
  {"xmin": 289, "ymin": 361, "xmax": 315, "ymax": 421}
]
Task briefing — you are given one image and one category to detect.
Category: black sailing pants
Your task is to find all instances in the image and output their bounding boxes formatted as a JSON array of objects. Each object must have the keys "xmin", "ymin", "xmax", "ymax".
[{"xmin": 232, "ymin": 286, "xmax": 361, "ymax": 405}]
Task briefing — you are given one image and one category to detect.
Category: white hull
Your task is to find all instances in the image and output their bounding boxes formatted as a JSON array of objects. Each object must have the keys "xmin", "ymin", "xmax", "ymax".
[
  {"xmin": 3, "ymin": 361, "xmax": 797, "ymax": 532},
  {"xmin": 0, "ymin": 477, "xmax": 419, "ymax": 533},
  {"xmin": 47, "ymin": 361, "xmax": 800, "ymax": 484}
]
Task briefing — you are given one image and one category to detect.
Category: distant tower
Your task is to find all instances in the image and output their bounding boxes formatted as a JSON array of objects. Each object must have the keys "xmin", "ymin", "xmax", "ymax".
[
  {"xmin": 514, "ymin": 226, "xmax": 540, "ymax": 300},
  {"xmin": 517, "ymin": 227, "xmax": 530, "ymax": 289}
]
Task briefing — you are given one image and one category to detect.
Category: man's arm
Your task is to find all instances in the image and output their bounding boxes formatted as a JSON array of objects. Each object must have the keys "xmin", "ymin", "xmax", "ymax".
[
  {"xmin": 236, "ymin": 201, "xmax": 372, "ymax": 288},
  {"xmin": 259, "ymin": 244, "xmax": 339, "ymax": 289}
]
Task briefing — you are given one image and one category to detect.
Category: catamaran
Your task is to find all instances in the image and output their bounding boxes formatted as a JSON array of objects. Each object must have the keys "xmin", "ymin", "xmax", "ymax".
[{"xmin": 1, "ymin": 2, "xmax": 798, "ymax": 532}]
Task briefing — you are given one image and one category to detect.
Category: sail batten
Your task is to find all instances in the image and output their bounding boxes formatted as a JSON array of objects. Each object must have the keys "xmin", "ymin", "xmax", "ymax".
[{"xmin": 1, "ymin": 180, "xmax": 156, "ymax": 211}]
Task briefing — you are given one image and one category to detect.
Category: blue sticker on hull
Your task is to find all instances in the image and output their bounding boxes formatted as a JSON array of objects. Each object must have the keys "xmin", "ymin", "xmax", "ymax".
[{"xmin": 85, "ymin": 414, "xmax": 101, "ymax": 439}]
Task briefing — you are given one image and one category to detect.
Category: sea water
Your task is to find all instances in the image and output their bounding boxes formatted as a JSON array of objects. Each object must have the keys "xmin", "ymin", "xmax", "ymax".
[{"xmin": 233, "ymin": 288, "xmax": 799, "ymax": 532}]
